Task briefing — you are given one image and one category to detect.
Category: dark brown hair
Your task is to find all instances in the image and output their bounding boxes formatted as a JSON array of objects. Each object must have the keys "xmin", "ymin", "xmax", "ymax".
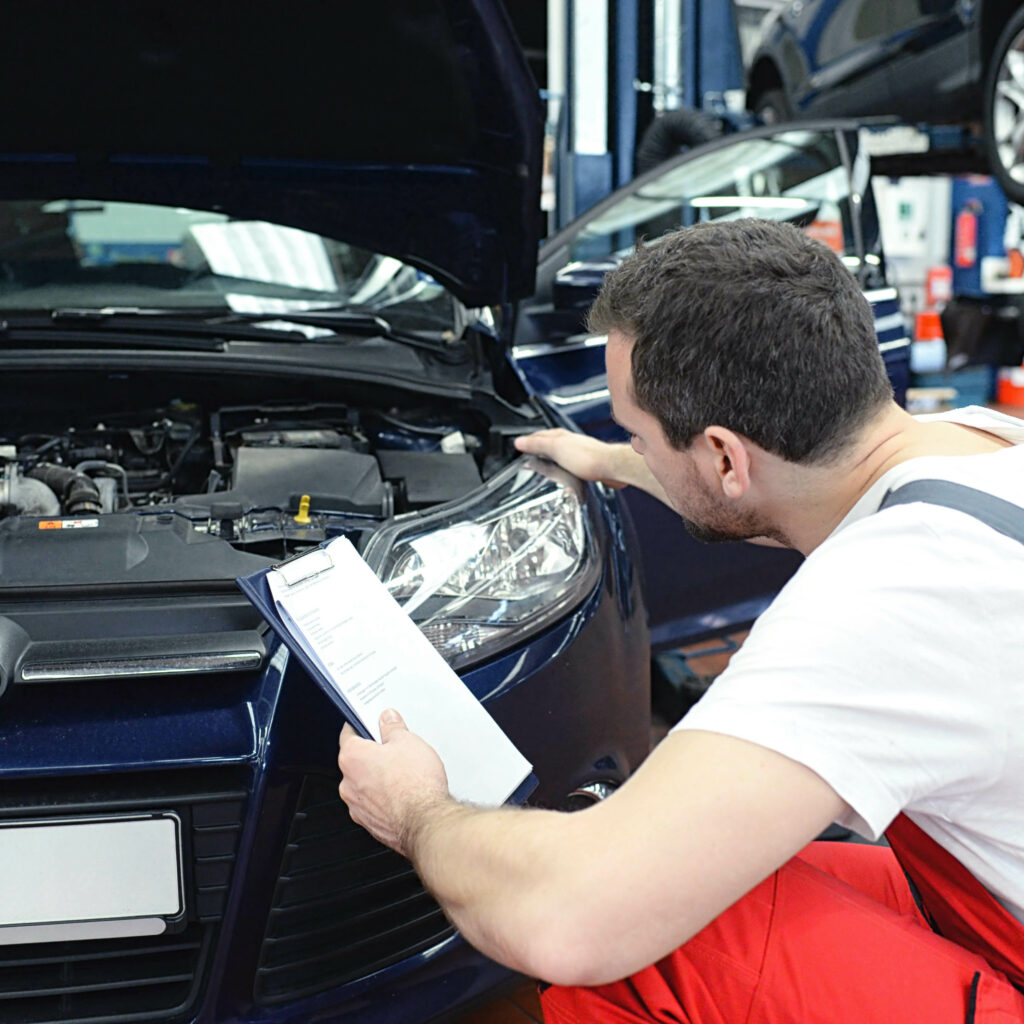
[{"xmin": 587, "ymin": 219, "xmax": 893, "ymax": 463}]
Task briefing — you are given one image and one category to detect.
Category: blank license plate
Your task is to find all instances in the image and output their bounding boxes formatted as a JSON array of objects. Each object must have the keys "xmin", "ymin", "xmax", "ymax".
[{"xmin": 0, "ymin": 815, "xmax": 182, "ymax": 943}]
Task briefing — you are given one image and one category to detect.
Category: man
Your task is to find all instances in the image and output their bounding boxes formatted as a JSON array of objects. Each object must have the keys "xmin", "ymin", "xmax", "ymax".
[{"xmin": 338, "ymin": 219, "xmax": 1024, "ymax": 1021}]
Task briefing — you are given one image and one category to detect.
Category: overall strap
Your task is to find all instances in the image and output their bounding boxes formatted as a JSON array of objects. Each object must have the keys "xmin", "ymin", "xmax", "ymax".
[
  {"xmin": 878, "ymin": 478, "xmax": 1024, "ymax": 987},
  {"xmin": 879, "ymin": 479, "xmax": 1024, "ymax": 545}
]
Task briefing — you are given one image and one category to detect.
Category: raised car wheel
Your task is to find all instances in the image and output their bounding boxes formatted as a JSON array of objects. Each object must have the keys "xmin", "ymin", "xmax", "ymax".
[
  {"xmin": 753, "ymin": 88, "xmax": 794, "ymax": 125},
  {"xmin": 984, "ymin": 6, "xmax": 1024, "ymax": 205}
]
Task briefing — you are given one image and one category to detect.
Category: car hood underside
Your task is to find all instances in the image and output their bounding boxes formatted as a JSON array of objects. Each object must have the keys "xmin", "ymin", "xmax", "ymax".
[{"xmin": 0, "ymin": 0, "xmax": 544, "ymax": 307}]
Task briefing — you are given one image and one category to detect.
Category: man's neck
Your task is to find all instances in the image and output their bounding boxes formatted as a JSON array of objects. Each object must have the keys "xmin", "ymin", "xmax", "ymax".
[{"xmin": 777, "ymin": 404, "xmax": 1012, "ymax": 555}]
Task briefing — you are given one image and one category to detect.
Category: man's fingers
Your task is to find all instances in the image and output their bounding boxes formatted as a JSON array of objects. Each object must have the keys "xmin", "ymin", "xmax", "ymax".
[
  {"xmin": 379, "ymin": 708, "xmax": 407, "ymax": 741},
  {"xmin": 337, "ymin": 712, "xmax": 409, "ymax": 775},
  {"xmin": 514, "ymin": 430, "xmax": 560, "ymax": 455},
  {"xmin": 338, "ymin": 722, "xmax": 372, "ymax": 771}
]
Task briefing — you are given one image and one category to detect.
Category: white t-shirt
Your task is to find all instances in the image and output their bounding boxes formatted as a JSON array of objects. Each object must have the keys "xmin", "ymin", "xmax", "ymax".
[{"xmin": 675, "ymin": 407, "xmax": 1024, "ymax": 922}]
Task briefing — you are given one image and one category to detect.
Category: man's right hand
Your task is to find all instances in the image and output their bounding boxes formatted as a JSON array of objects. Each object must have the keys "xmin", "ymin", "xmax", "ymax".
[
  {"xmin": 514, "ymin": 429, "xmax": 632, "ymax": 489},
  {"xmin": 513, "ymin": 428, "xmax": 673, "ymax": 509}
]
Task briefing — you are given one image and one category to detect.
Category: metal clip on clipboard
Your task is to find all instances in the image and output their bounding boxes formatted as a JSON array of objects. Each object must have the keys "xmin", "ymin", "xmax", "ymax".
[{"xmin": 273, "ymin": 546, "xmax": 335, "ymax": 588}]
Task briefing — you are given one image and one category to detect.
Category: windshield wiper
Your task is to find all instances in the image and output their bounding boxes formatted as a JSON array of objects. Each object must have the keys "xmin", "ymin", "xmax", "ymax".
[
  {"xmin": 44, "ymin": 306, "xmax": 466, "ymax": 361},
  {"xmin": 46, "ymin": 307, "xmax": 317, "ymax": 345}
]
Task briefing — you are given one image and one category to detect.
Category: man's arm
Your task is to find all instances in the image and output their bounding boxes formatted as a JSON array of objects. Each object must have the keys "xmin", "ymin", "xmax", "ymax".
[
  {"xmin": 339, "ymin": 712, "xmax": 847, "ymax": 987},
  {"xmin": 513, "ymin": 430, "xmax": 793, "ymax": 548},
  {"xmin": 514, "ymin": 428, "xmax": 672, "ymax": 506}
]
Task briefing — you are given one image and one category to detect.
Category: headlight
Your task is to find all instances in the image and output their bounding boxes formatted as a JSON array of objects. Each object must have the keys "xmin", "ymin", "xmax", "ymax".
[{"xmin": 362, "ymin": 456, "xmax": 600, "ymax": 670}]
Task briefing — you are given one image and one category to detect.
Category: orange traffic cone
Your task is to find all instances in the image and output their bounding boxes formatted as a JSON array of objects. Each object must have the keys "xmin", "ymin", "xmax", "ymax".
[{"xmin": 911, "ymin": 309, "xmax": 947, "ymax": 374}]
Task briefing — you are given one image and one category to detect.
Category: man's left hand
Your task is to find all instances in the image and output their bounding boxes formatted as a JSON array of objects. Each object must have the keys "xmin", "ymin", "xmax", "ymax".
[{"xmin": 337, "ymin": 708, "xmax": 450, "ymax": 856}]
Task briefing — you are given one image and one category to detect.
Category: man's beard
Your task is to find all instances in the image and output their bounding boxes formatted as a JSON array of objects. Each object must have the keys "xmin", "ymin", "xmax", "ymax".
[
  {"xmin": 671, "ymin": 458, "xmax": 791, "ymax": 546},
  {"xmin": 679, "ymin": 511, "xmax": 791, "ymax": 547},
  {"xmin": 680, "ymin": 515, "xmax": 745, "ymax": 544}
]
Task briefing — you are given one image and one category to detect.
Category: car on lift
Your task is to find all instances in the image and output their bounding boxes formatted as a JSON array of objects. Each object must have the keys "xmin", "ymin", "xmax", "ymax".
[
  {"xmin": 745, "ymin": 0, "xmax": 1024, "ymax": 203},
  {"xmin": 0, "ymin": 4, "xmax": 651, "ymax": 1024}
]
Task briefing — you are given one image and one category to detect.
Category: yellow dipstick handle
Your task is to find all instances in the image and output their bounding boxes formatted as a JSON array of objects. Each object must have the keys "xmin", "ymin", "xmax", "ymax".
[{"xmin": 294, "ymin": 494, "xmax": 312, "ymax": 525}]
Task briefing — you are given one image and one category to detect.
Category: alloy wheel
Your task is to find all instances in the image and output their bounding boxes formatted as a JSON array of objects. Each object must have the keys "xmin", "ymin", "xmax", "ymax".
[{"xmin": 991, "ymin": 22, "xmax": 1024, "ymax": 192}]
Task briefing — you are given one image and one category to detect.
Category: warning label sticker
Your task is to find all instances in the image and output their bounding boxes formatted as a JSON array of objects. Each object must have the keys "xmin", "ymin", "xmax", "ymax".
[{"xmin": 38, "ymin": 519, "xmax": 100, "ymax": 530}]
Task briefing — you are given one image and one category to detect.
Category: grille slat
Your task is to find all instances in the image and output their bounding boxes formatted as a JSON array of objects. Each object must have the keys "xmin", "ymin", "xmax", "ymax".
[
  {"xmin": 257, "ymin": 918, "xmax": 454, "ymax": 1005},
  {"xmin": 272, "ymin": 856, "xmax": 419, "ymax": 908},
  {"xmin": 286, "ymin": 835, "xmax": 394, "ymax": 874},
  {"xmin": 261, "ymin": 889, "xmax": 440, "ymax": 965},
  {"xmin": 270, "ymin": 870, "xmax": 425, "ymax": 921},
  {"xmin": 254, "ymin": 774, "xmax": 455, "ymax": 1005},
  {"xmin": 0, "ymin": 926, "xmax": 206, "ymax": 1024},
  {"xmin": 1, "ymin": 971, "xmax": 196, "ymax": 999},
  {"xmin": 0, "ymin": 937, "xmax": 202, "ymax": 970}
]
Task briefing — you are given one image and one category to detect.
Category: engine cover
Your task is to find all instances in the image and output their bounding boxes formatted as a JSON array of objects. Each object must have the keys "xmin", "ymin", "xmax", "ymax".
[{"xmin": 229, "ymin": 446, "xmax": 391, "ymax": 516}]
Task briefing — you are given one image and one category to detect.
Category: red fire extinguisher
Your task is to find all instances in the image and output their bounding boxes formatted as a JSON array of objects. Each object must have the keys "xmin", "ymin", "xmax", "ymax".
[{"xmin": 954, "ymin": 199, "xmax": 981, "ymax": 268}]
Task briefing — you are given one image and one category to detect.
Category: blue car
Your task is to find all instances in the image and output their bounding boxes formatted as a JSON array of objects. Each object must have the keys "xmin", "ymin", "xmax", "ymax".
[
  {"xmin": 0, "ymin": 4, "xmax": 649, "ymax": 1023},
  {"xmin": 745, "ymin": 0, "xmax": 1024, "ymax": 203}
]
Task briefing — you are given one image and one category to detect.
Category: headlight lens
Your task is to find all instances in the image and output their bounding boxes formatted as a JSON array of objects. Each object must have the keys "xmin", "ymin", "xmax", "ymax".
[{"xmin": 362, "ymin": 456, "xmax": 600, "ymax": 669}]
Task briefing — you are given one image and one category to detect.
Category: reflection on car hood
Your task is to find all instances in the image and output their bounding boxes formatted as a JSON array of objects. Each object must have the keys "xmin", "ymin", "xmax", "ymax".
[{"xmin": 0, "ymin": 0, "xmax": 543, "ymax": 308}]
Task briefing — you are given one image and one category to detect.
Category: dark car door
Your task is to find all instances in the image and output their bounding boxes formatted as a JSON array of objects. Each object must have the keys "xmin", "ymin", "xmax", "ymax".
[
  {"xmin": 770, "ymin": 0, "xmax": 897, "ymax": 116},
  {"xmin": 881, "ymin": 0, "xmax": 977, "ymax": 122},
  {"xmin": 513, "ymin": 123, "xmax": 908, "ymax": 650}
]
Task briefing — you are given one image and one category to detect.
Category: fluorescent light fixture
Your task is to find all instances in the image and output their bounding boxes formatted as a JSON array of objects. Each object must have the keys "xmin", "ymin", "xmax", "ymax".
[{"xmin": 689, "ymin": 196, "xmax": 810, "ymax": 209}]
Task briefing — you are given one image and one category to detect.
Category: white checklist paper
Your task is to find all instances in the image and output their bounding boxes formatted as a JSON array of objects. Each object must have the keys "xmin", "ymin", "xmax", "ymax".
[{"xmin": 266, "ymin": 536, "xmax": 532, "ymax": 806}]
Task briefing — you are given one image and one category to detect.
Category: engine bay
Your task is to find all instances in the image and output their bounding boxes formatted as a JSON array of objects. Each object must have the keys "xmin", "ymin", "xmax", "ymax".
[{"xmin": 0, "ymin": 368, "xmax": 534, "ymax": 576}]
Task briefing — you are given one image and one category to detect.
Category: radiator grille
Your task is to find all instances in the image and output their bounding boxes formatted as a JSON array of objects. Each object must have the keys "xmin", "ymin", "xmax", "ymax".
[
  {"xmin": 0, "ymin": 768, "xmax": 248, "ymax": 1024},
  {"xmin": 0, "ymin": 926, "xmax": 209, "ymax": 1024},
  {"xmin": 254, "ymin": 774, "xmax": 455, "ymax": 1005}
]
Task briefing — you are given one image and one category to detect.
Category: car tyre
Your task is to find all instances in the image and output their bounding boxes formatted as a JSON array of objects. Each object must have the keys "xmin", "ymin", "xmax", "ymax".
[
  {"xmin": 984, "ymin": 5, "xmax": 1024, "ymax": 205},
  {"xmin": 753, "ymin": 88, "xmax": 795, "ymax": 125}
]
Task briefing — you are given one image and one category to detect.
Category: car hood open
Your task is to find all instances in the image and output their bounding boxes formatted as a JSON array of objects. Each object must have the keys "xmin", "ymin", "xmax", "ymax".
[{"xmin": 0, "ymin": 0, "xmax": 543, "ymax": 308}]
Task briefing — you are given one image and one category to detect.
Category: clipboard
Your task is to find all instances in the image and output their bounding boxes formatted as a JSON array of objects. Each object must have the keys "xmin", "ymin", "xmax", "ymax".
[
  {"xmin": 236, "ymin": 544, "xmax": 368, "ymax": 737},
  {"xmin": 237, "ymin": 537, "xmax": 537, "ymax": 807}
]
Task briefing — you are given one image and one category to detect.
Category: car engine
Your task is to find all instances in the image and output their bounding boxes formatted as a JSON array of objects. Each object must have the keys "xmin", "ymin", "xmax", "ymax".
[
  {"xmin": 0, "ymin": 364, "xmax": 534, "ymax": 588},
  {"xmin": 1, "ymin": 397, "xmax": 500, "ymax": 517}
]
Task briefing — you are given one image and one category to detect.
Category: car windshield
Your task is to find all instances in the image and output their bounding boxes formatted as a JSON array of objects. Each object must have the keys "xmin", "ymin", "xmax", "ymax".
[
  {"xmin": 0, "ymin": 199, "xmax": 459, "ymax": 331},
  {"xmin": 570, "ymin": 129, "xmax": 865, "ymax": 271}
]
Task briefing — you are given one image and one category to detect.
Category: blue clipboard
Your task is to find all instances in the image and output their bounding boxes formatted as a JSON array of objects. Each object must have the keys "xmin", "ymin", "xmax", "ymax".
[{"xmin": 236, "ymin": 546, "xmax": 538, "ymax": 806}]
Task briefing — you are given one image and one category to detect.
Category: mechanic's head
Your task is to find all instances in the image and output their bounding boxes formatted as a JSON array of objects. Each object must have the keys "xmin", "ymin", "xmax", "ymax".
[{"xmin": 587, "ymin": 218, "xmax": 893, "ymax": 464}]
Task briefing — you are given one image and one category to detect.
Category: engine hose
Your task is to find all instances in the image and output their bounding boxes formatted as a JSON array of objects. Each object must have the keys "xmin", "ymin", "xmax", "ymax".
[{"xmin": 27, "ymin": 462, "xmax": 103, "ymax": 515}]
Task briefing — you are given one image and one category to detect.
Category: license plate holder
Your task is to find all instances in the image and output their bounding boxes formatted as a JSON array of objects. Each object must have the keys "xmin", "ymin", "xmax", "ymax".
[{"xmin": 0, "ymin": 814, "xmax": 183, "ymax": 945}]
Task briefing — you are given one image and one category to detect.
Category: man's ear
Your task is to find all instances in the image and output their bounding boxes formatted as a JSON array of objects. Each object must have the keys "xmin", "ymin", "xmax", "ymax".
[{"xmin": 700, "ymin": 426, "xmax": 752, "ymax": 499}]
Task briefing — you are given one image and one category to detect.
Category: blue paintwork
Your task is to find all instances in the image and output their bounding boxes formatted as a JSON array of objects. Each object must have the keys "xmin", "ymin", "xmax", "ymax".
[
  {"xmin": 0, "ymin": 478, "xmax": 649, "ymax": 1024},
  {"xmin": 748, "ymin": 0, "xmax": 981, "ymax": 124}
]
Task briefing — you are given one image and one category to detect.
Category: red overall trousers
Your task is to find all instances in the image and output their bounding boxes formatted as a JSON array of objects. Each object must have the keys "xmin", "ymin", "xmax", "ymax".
[{"xmin": 540, "ymin": 815, "xmax": 1024, "ymax": 1023}]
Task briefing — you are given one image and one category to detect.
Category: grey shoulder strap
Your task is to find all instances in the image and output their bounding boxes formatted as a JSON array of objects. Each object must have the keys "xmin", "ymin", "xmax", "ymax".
[{"xmin": 878, "ymin": 479, "xmax": 1024, "ymax": 546}]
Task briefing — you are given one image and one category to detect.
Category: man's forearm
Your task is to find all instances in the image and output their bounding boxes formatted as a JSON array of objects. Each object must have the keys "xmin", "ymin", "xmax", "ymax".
[
  {"xmin": 512, "ymin": 429, "xmax": 673, "ymax": 508},
  {"xmin": 608, "ymin": 443, "xmax": 672, "ymax": 504},
  {"xmin": 405, "ymin": 799, "xmax": 578, "ymax": 979}
]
